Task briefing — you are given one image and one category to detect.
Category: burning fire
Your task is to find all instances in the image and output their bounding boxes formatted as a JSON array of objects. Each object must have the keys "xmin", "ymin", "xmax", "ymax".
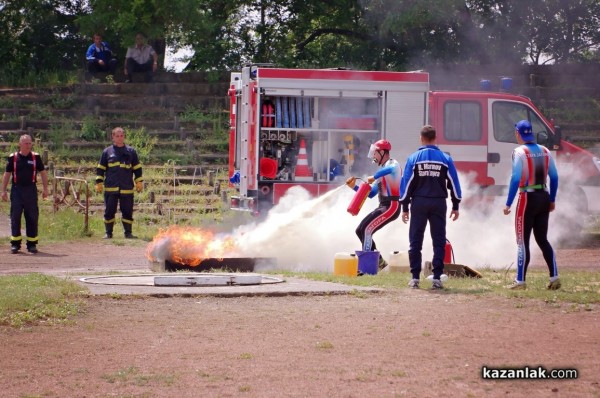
[{"xmin": 146, "ymin": 225, "xmax": 236, "ymax": 266}]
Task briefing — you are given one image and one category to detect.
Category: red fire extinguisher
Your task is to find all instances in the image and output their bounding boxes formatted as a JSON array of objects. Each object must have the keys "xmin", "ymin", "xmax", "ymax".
[
  {"xmin": 347, "ymin": 182, "xmax": 371, "ymax": 216},
  {"xmin": 444, "ymin": 239, "xmax": 453, "ymax": 264}
]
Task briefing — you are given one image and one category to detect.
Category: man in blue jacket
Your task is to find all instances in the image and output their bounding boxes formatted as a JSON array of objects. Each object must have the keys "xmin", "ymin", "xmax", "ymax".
[
  {"xmin": 86, "ymin": 33, "xmax": 117, "ymax": 76},
  {"xmin": 400, "ymin": 125, "xmax": 462, "ymax": 290}
]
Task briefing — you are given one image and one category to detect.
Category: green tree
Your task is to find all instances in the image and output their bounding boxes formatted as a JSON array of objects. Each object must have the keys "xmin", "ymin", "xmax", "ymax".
[
  {"xmin": 3, "ymin": 0, "xmax": 600, "ymax": 81},
  {"xmin": 465, "ymin": 0, "xmax": 600, "ymax": 65},
  {"xmin": 527, "ymin": 0, "xmax": 600, "ymax": 64},
  {"xmin": 0, "ymin": 0, "xmax": 88, "ymax": 73},
  {"xmin": 76, "ymin": 0, "xmax": 227, "ymax": 69}
]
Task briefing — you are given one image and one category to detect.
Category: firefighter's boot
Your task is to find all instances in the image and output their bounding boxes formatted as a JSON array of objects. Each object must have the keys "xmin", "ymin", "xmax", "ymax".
[
  {"xmin": 123, "ymin": 224, "xmax": 137, "ymax": 239},
  {"xmin": 103, "ymin": 225, "xmax": 113, "ymax": 239}
]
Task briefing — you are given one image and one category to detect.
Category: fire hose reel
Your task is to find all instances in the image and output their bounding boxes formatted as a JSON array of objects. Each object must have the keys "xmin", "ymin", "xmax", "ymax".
[{"xmin": 260, "ymin": 185, "xmax": 271, "ymax": 196}]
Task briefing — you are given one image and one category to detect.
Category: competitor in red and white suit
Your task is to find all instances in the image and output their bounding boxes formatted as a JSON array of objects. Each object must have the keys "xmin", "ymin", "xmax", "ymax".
[
  {"xmin": 503, "ymin": 120, "xmax": 560, "ymax": 290},
  {"xmin": 346, "ymin": 139, "xmax": 401, "ymax": 271}
]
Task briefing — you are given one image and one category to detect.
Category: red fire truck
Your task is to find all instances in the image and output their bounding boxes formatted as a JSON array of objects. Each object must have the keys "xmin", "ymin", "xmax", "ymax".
[{"xmin": 228, "ymin": 64, "xmax": 600, "ymax": 219}]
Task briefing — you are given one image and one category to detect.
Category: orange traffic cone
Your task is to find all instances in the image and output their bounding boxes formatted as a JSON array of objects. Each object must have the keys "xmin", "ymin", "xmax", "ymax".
[{"xmin": 294, "ymin": 139, "xmax": 313, "ymax": 181}]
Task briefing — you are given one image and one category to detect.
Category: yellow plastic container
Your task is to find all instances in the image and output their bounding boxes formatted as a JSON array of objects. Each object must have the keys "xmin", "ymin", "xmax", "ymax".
[
  {"xmin": 388, "ymin": 251, "xmax": 410, "ymax": 273},
  {"xmin": 333, "ymin": 252, "xmax": 358, "ymax": 277}
]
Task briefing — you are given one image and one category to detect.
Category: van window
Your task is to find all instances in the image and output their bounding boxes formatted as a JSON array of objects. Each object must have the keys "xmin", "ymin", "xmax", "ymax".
[
  {"xmin": 493, "ymin": 101, "xmax": 528, "ymax": 143},
  {"xmin": 492, "ymin": 101, "xmax": 550, "ymax": 144},
  {"xmin": 444, "ymin": 101, "xmax": 481, "ymax": 141}
]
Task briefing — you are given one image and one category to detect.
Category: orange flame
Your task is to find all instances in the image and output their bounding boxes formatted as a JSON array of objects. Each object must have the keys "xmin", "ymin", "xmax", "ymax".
[{"xmin": 146, "ymin": 225, "xmax": 236, "ymax": 266}]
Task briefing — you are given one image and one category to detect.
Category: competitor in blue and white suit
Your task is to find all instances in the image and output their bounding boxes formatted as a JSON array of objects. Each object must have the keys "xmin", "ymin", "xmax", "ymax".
[
  {"xmin": 503, "ymin": 120, "xmax": 560, "ymax": 290},
  {"xmin": 400, "ymin": 125, "xmax": 462, "ymax": 289},
  {"xmin": 346, "ymin": 139, "xmax": 401, "ymax": 271}
]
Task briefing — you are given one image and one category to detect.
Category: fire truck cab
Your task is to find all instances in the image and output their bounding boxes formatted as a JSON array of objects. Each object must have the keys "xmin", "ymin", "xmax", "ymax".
[{"xmin": 228, "ymin": 64, "xmax": 600, "ymax": 217}]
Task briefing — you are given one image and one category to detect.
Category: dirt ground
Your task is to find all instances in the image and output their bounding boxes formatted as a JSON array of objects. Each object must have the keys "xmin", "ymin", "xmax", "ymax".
[{"xmin": 0, "ymin": 237, "xmax": 599, "ymax": 397}]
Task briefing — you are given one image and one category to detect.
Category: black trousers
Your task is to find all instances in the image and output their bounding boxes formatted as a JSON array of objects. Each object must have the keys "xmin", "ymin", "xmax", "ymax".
[
  {"xmin": 408, "ymin": 197, "xmax": 447, "ymax": 280},
  {"xmin": 10, "ymin": 185, "xmax": 39, "ymax": 248},
  {"xmin": 88, "ymin": 59, "xmax": 117, "ymax": 74},
  {"xmin": 125, "ymin": 58, "xmax": 154, "ymax": 82},
  {"xmin": 104, "ymin": 193, "xmax": 134, "ymax": 234}
]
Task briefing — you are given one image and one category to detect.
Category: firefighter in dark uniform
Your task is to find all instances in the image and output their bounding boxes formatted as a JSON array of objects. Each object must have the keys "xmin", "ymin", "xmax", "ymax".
[
  {"xmin": 1, "ymin": 134, "xmax": 49, "ymax": 254},
  {"xmin": 95, "ymin": 127, "xmax": 143, "ymax": 239}
]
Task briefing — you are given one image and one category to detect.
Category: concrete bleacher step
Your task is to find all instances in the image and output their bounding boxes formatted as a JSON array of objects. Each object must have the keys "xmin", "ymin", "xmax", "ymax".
[
  {"xmin": 79, "ymin": 70, "xmax": 229, "ymax": 84},
  {"xmin": 0, "ymin": 127, "xmax": 222, "ymax": 144},
  {"xmin": 80, "ymin": 93, "xmax": 226, "ymax": 110},
  {"xmin": 79, "ymin": 81, "xmax": 229, "ymax": 96},
  {"xmin": 0, "ymin": 75, "xmax": 231, "ymax": 166},
  {"xmin": 60, "ymin": 139, "xmax": 226, "ymax": 150}
]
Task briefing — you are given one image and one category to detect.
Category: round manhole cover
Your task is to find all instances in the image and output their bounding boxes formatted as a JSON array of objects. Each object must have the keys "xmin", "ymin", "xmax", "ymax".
[{"xmin": 79, "ymin": 273, "xmax": 284, "ymax": 287}]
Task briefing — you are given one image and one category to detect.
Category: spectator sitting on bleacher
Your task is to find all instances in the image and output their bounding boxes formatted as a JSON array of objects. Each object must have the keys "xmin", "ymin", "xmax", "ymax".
[
  {"xmin": 124, "ymin": 32, "xmax": 158, "ymax": 83},
  {"xmin": 86, "ymin": 33, "xmax": 117, "ymax": 77}
]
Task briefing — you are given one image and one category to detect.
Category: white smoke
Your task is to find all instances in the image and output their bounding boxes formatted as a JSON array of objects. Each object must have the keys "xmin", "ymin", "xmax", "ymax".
[
  {"xmin": 146, "ymin": 235, "xmax": 171, "ymax": 263},
  {"xmin": 230, "ymin": 172, "xmax": 525, "ymax": 272},
  {"xmin": 158, "ymin": 155, "xmax": 589, "ymax": 273}
]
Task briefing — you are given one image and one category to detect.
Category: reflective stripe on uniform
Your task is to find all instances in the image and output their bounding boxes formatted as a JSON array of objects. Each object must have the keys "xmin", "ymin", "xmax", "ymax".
[
  {"xmin": 26, "ymin": 236, "xmax": 38, "ymax": 242},
  {"xmin": 11, "ymin": 235, "xmax": 22, "ymax": 241},
  {"xmin": 12, "ymin": 151, "xmax": 37, "ymax": 183},
  {"xmin": 132, "ymin": 164, "xmax": 142, "ymax": 170},
  {"xmin": 122, "ymin": 219, "xmax": 133, "ymax": 224},
  {"xmin": 120, "ymin": 189, "xmax": 134, "ymax": 194},
  {"xmin": 97, "ymin": 163, "xmax": 107, "ymax": 170},
  {"xmin": 134, "ymin": 176, "xmax": 143, "ymax": 182},
  {"xmin": 105, "ymin": 187, "xmax": 119, "ymax": 192}
]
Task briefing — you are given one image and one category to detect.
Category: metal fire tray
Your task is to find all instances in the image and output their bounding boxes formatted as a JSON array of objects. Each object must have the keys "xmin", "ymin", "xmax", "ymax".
[{"xmin": 164, "ymin": 257, "xmax": 277, "ymax": 273}]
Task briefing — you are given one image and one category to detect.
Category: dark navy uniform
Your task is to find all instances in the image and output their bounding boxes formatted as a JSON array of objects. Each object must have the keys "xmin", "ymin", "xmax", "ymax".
[
  {"xmin": 96, "ymin": 145, "xmax": 142, "ymax": 236},
  {"xmin": 5, "ymin": 151, "xmax": 45, "ymax": 250},
  {"xmin": 400, "ymin": 145, "xmax": 462, "ymax": 281}
]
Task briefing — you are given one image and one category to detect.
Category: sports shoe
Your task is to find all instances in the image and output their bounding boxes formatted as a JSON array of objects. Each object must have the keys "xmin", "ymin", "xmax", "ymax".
[
  {"xmin": 431, "ymin": 279, "xmax": 444, "ymax": 290},
  {"xmin": 27, "ymin": 246, "xmax": 38, "ymax": 254},
  {"xmin": 408, "ymin": 279, "xmax": 420, "ymax": 289},
  {"xmin": 378, "ymin": 257, "xmax": 388, "ymax": 272},
  {"xmin": 547, "ymin": 278, "xmax": 561, "ymax": 290},
  {"xmin": 103, "ymin": 233, "xmax": 113, "ymax": 239},
  {"xmin": 11, "ymin": 245, "xmax": 20, "ymax": 254},
  {"xmin": 507, "ymin": 281, "xmax": 527, "ymax": 290},
  {"xmin": 124, "ymin": 233, "xmax": 138, "ymax": 239}
]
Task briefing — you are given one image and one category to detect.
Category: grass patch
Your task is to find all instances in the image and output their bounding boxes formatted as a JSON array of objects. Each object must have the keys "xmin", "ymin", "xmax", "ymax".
[
  {"xmin": 238, "ymin": 353, "xmax": 253, "ymax": 359},
  {"xmin": 0, "ymin": 164, "xmax": 242, "ymax": 243},
  {"xmin": 316, "ymin": 341, "xmax": 334, "ymax": 350},
  {"xmin": 277, "ymin": 268, "xmax": 600, "ymax": 305},
  {"xmin": 101, "ymin": 366, "xmax": 177, "ymax": 386},
  {"xmin": 0, "ymin": 68, "xmax": 79, "ymax": 87},
  {"xmin": 0, "ymin": 274, "xmax": 87, "ymax": 327}
]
